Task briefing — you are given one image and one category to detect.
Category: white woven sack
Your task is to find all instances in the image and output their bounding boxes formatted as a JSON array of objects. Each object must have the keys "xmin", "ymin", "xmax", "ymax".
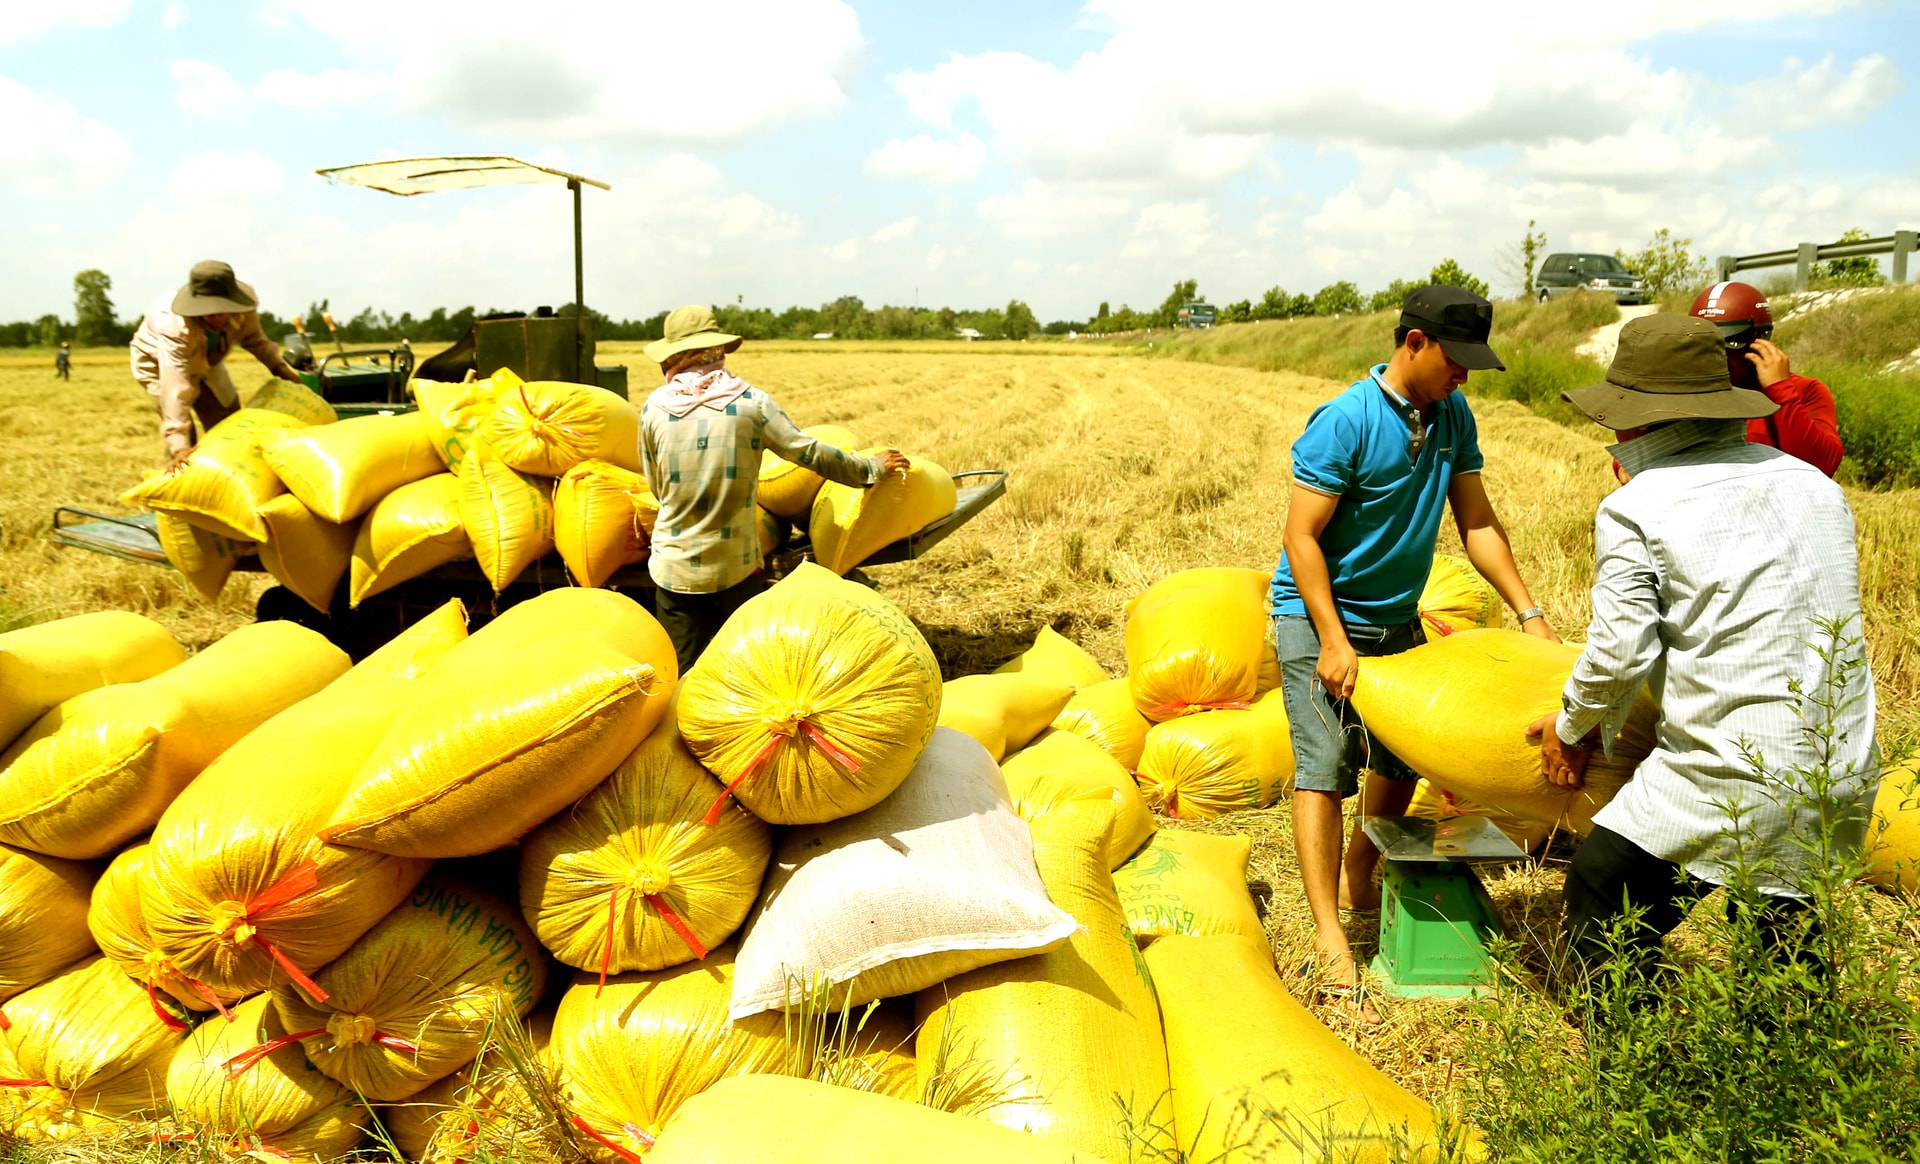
[{"xmin": 729, "ymin": 726, "xmax": 1079, "ymax": 1020}]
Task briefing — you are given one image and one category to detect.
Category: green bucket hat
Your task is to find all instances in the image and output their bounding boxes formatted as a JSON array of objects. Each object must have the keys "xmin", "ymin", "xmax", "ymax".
[
  {"xmin": 643, "ymin": 304, "xmax": 744, "ymax": 366},
  {"xmin": 1563, "ymin": 313, "xmax": 1777, "ymax": 431},
  {"xmin": 171, "ymin": 260, "xmax": 259, "ymax": 317}
]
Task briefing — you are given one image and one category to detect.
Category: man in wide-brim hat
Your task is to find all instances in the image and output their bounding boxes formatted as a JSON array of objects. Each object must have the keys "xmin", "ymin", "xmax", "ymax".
[
  {"xmin": 1532, "ymin": 313, "xmax": 1876, "ymax": 979},
  {"xmin": 130, "ymin": 260, "xmax": 302, "ymax": 466}
]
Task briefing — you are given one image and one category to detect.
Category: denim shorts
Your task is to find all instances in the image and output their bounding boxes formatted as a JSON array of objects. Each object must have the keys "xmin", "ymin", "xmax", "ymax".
[{"xmin": 1272, "ymin": 613, "xmax": 1422, "ymax": 797}]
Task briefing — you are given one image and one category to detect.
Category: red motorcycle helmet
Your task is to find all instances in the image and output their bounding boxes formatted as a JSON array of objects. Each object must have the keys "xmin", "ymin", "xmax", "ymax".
[{"xmin": 1690, "ymin": 281, "xmax": 1774, "ymax": 387}]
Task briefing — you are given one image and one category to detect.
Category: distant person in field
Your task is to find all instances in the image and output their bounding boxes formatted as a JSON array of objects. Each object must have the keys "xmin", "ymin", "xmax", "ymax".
[
  {"xmin": 1536, "ymin": 313, "xmax": 1875, "ymax": 978},
  {"xmin": 130, "ymin": 260, "xmax": 302, "ymax": 467},
  {"xmin": 1690, "ymin": 280, "xmax": 1844, "ymax": 476},
  {"xmin": 1271, "ymin": 284, "xmax": 1559, "ymax": 1011},
  {"xmin": 638, "ymin": 304, "xmax": 908, "ymax": 672},
  {"xmin": 54, "ymin": 341, "xmax": 70, "ymax": 381}
]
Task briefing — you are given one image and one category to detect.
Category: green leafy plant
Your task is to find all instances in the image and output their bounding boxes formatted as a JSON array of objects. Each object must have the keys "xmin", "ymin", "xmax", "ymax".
[
  {"xmin": 1615, "ymin": 228, "xmax": 1711, "ymax": 296},
  {"xmin": 1428, "ymin": 259, "xmax": 1489, "ymax": 300}
]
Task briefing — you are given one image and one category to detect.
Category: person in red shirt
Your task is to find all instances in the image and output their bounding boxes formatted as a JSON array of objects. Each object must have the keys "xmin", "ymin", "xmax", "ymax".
[{"xmin": 1689, "ymin": 281, "xmax": 1844, "ymax": 476}]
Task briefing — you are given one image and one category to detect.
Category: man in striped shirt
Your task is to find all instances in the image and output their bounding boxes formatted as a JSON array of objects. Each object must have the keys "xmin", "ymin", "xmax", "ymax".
[{"xmin": 1535, "ymin": 314, "xmax": 1877, "ymax": 977}]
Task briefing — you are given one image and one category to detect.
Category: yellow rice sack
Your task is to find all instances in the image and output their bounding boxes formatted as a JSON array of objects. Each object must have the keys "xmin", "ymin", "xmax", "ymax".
[
  {"xmin": 519, "ymin": 714, "xmax": 773, "ymax": 976},
  {"xmin": 728, "ymin": 728, "xmax": 1077, "ymax": 1020},
  {"xmin": 994, "ymin": 625, "xmax": 1109, "ymax": 691},
  {"xmin": 1351, "ymin": 629, "xmax": 1659, "ymax": 835},
  {"xmin": 1418, "ymin": 553, "xmax": 1502, "ymax": 643},
  {"xmin": 484, "ymin": 380, "xmax": 641, "ymax": 477},
  {"xmin": 349, "ymin": 472, "xmax": 471, "ymax": 606},
  {"xmin": 1134, "ymin": 690, "xmax": 1295, "ymax": 821},
  {"xmin": 325, "ymin": 588, "xmax": 677, "ymax": 858},
  {"xmin": 246, "ymin": 377, "xmax": 338, "ymax": 426},
  {"xmin": 121, "ymin": 408, "xmax": 307, "ymax": 542},
  {"xmin": 141, "ymin": 602, "xmax": 464, "ymax": 1003},
  {"xmin": 1865, "ymin": 762, "xmax": 1920, "ymax": 893},
  {"xmin": 167, "ymin": 994, "xmax": 366, "ymax": 1160},
  {"xmin": 936, "ymin": 673, "xmax": 1074, "ymax": 762},
  {"xmin": 756, "ymin": 507, "xmax": 787, "ymax": 558},
  {"xmin": 1051, "ymin": 677, "xmax": 1152, "ymax": 772},
  {"xmin": 840, "ymin": 1002, "xmax": 918, "ymax": 1102},
  {"xmin": 915, "ymin": 800, "xmax": 1171, "ymax": 1163},
  {"xmin": 678, "ymin": 562, "xmax": 941, "ymax": 825},
  {"xmin": 459, "ymin": 439, "xmax": 555, "ymax": 592},
  {"xmin": 256, "ymin": 491, "xmax": 356, "ymax": 614},
  {"xmin": 1000, "ymin": 728, "xmax": 1155, "ymax": 870},
  {"xmin": 0, "ymin": 620, "xmax": 349, "ymax": 859},
  {"xmin": 155, "ymin": 510, "xmax": 241, "ymax": 601},
  {"xmin": 1111, "ymin": 830, "xmax": 1264, "ymax": 944},
  {"xmin": 756, "ymin": 424, "xmax": 859, "ymax": 520},
  {"xmin": 0, "ymin": 957, "xmax": 188, "ymax": 1139},
  {"xmin": 0, "ymin": 610, "xmax": 185, "ymax": 748},
  {"xmin": 269, "ymin": 877, "xmax": 546, "ymax": 1101},
  {"xmin": 1407, "ymin": 779, "xmax": 1555, "ymax": 854},
  {"xmin": 412, "ymin": 369, "xmax": 515, "ymax": 473},
  {"xmin": 0, "ymin": 843, "xmax": 96, "ymax": 1008},
  {"xmin": 549, "ymin": 945, "xmax": 797, "ymax": 1162},
  {"xmin": 554, "ymin": 460, "xmax": 658, "ymax": 588},
  {"xmin": 647, "ymin": 1074, "xmax": 1119, "ymax": 1164},
  {"xmin": 809, "ymin": 452, "xmax": 955, "ymax": 575},
  {"xmin": 1145, "ymin": 933, "xmax": 1480, "ymax": 1164},
  {"xmin": 88, "ymin": 843, "xmax": 215, "ymax": 1017},
  {"xmin": 1126, "ymin": 567, "xmax": 1273, "ymax": 722},
  {"xmin": 382, "ymin": 1012, "xmax": 551, "ymax": 1164},
  {"xmin": 265, "ymin": 411, "xmax": 442, "ymax": 523}
]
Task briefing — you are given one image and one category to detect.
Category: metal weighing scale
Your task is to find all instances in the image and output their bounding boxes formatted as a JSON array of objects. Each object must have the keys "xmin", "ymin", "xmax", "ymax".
[{"xmin": 1361, "ymin": 815, "xmax": 1527, "ymax": 997}]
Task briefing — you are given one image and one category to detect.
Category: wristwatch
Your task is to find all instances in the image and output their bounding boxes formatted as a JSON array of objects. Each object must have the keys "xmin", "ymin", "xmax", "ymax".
[{"xmin": 1517, "ymin": 607, "xmax": 1545, "ymax": 625}]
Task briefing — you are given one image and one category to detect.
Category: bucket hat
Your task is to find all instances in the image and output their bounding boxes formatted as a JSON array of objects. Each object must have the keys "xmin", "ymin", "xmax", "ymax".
[
  {"xmin": 1563, "ymin": 314, "xmax": 1777, "ymax": 431},
  {"xmin": 1401, "ymin": 284, "xmax": 1504, "ymax": 371},
  {"xmin": 643, "ymin": 305, "xmax": 744, "ymax": 365},
  {"xmin": 171, "ymin": 260, "xmax": 259, "ymax": 316}
]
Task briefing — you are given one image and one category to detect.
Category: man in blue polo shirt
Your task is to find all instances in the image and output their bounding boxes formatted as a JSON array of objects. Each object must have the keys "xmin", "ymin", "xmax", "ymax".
[{"xmin": 1273, "ymin": 284, "xmax": 1560, "ymax": 1008}]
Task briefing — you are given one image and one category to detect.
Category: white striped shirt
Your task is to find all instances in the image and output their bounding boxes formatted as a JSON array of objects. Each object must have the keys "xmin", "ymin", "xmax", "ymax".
[{"xmin": 1560, "ymin": 419, "xmax": 1877, "ymax": 895}]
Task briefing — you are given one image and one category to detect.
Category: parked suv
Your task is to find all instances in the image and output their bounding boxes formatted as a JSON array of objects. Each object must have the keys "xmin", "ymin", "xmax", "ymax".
[{"xmin": 1534, "ymin": 253, "xmax": 1650, "ymax": 305}]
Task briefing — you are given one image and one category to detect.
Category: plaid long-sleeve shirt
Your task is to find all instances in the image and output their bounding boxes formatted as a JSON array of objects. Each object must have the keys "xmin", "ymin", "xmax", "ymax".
[
  {"xmin": 639, "ymin": 384, "xmax": 881, "ymax": 593},
  {"xmin": 128, "ymin": 293, "xmax": 292, "ymax": 456}
]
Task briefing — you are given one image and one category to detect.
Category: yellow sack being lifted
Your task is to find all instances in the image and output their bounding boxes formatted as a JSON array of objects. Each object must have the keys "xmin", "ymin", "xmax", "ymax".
[
  {"xmin": 141, "ymin": 602, "xmax": 464, "ymax": 1003},
  {"xmin": 155, "ymin": 510, "xmax": 241, "ymax": 601},
  {"xmin": 994, "ymin": 625, "xmax": 1109, "ymax": 691},
  {"xmin": 1135, "ymin": 689, "xmax": 1295, "ymax": 821},
  {"xmin": 520, "ymin": 714, "xmax": 773, "ymax": 976},
  {"xmin": 549, "ymin": 945, "xmax": 797, "ymax": 1163},
  {"xmin": 1052, "ymin": 677, "xmax": 1152, "ymax": 772},
  {"xmin": 679, "ymin": 562, "xmax": 941, "ymax": 825},
  {"xmin": 1111, "ymin": 830, "xmax": 1264, "ymax": 944},
  {"xmin": 349, "ymin": 472, "xmax": 471, "ymax": 607},
  {"xmin": 120, "ymin": 408, "xmax": 307, "ymax": 542},
  {"xmin": 756, "ymin": 423, "xmax": 859, "ymax": 520},
  {"xmin": 256, "ymin": 491, "xmax": 356, "ymax": 613},
  {"xmin": 916, "ymin": 800, "xmax": 1172, "ymax": 1164},
  {"xmin": 1146, "ymin": 933, "xmax": 1480, "ymax": 1164},
  {"xmin": 459, "ymin": 439, "xmax": 555, "ymax": 592},
  {"xmin": 1352, "ymin": 629, "xmax": 1659, "ymax": 835},
  {"xmin": 0, "ymin": 610, "xmax": 184, "ymax": 748},
  {"xmin": 554, "ymin": 459, "xmax": 658, "ymax": 587},
  {"xmin": 647, "ymin": 1074, "xmax": 1120, "ymax": 1164},
  {"xmin": 809, "ymin": 452, "xmax": 955, "ymax": 576},
  {"xmin": 0, "ymin": 843, "xmax": 96, "ymax": 1009},
  {"xmin": 264, "ymin": 410, "xmax": 442, "ymax": 523},
  {"xmin": 936, "ymin": 673, "xmax": 1074, "ymax": 762},
  {"xmin": 413, "ymin": 368, "xmax": 515, "ymax": 473},
  {"xmin": 0, "ymin": 620, "xmax": 349, "ymax": 859},
  {"xmin": 1418, "ymin": 553, "xmax": 1502, "ymax": 643},
  {"xmin": 1407, "ymin": 780, "xmax": 1554, "ymax": 853},
  {"xmin": 247, "ymin": 377, "xmax": 338, "ymax": 426},
  {"xmin": 1126, "ymin": 567, "xmax": 1273, "ymax": 722},
  {"xmin": 271, "ymin": 877, "xmax": 546, "ymax": 1101},
  {"xmin": 326, "ymin": 588, "xmax": 676, "ymax": 858},
  {"xmin": 88, "ymin": 843, "xmax": 216, "ymax": 1016},
  {"xmin": 1865, "ymin": 762, "xmax": 1920, "ymax": 892},
  {"xmin": 167, "ymin": 994, "xmax": 367, "ymax": 1161},
  {"xmin": 0, "ymin": 957, "xmax": 188, "ymax": 1139},
  {"xmin": 1000, "ymin": 729, "xmax": 1155, "ymax": 870},
  {"xmin": 484, "ymin": 380, "xmax": 642, "ymax": 477}
]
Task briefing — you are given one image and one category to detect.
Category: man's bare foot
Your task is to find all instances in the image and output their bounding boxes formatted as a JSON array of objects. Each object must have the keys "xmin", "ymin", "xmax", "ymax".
[{"xmin": 1338, "ymin": 874, "xmax": 1382, "ymax": 913}]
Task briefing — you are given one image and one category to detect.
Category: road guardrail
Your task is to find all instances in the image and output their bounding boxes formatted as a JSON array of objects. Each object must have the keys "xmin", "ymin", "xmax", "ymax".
[{"xmin": 1716, "ymin": 231, "xmax": 1916, "ymax": 291}]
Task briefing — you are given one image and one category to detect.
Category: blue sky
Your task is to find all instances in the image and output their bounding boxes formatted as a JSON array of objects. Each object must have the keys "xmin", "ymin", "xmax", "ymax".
[{"xmin": 4, "ymin": 0, "xmax": 1917, "ymax": 326}]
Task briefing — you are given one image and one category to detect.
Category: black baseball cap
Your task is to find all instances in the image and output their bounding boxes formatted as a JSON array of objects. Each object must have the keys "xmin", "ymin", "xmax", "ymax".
[{"xmin": 1400, "ymin": 284, "xmax": 1504, "ymax": 371}]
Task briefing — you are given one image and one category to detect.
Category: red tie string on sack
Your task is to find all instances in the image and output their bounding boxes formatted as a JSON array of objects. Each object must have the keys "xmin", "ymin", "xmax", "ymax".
[
  {"xmin": 0, "ymin": 1007, "xmax": 10, "ymax": 1031},
  {"xmin": 215, "ymin": 861, "xmax": 330, "ymax": 1004},
  {"xmin": 144, "ymin": 980, "xmax": 189, "ymax": 1033},
  {"xmin": 595, "ymin": 886, "xmax": 708, "ymax": 996},
  {"xmin": 223, "ymin": 1025, "xmax": 420, "ymax": 1079},
  {"xmin": 1419, "ymin": 611, "xmax": 1454, "ymax": 638},
  {"xmin": 1147, "ymin": 699, "xmax": 1252, "ymax": 718},
  {"xmin": 519, "ymin": 386, "xmax": 584, "ymax": 442},
  {"xmin": 701, "ymin": 720, "xmax": 861, "ymax": 826},
  {"xmin": 0, "ymin": 1078, "xmax": 52, "ymax": 1089},
  {"xmin": 570, "ymin": 1115, "xmax": 651, "ymax": 1162},
  {"xmin": 183, "ymin": 977, "xmax": 236, "ymax": 1021}
]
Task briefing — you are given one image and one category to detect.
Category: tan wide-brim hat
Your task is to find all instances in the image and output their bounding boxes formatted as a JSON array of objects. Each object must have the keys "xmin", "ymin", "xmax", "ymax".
[
  {"xmin": 171, "ymin": 260, "xmax": 259, "ymax": 317},
  {"xmin": 644, "ymin": 304, "xmax": 744, "ymax": 366},
  {"xmin": 1563, "ymin": 313, "xmax": 1777, "ymax": 431}
]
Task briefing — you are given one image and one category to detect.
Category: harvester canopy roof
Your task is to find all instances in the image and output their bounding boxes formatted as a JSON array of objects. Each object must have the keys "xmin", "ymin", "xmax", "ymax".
[{"xmin": 315, "ymin": 156, "xmax": 610, "ymax": 195}]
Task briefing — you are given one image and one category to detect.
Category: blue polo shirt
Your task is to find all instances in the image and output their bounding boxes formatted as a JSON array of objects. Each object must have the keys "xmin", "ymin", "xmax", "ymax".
[{"xmin": 1271, "ymin": 365, "xmax": 1484, "ymax": 625}]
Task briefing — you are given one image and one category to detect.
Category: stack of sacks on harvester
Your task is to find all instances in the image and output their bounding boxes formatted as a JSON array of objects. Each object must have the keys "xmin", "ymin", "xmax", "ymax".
[{"xmin": 119, "ymin": 373, "xmax": 958, "ymax": 609}]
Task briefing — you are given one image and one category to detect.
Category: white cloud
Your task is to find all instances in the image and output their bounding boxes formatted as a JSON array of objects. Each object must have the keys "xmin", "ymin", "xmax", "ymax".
[
  {"xmin": 870, "ymin": 216, "xmax": 920, "ymax": 244},
  {"xmin": 863, "ymin": 134, "xmax": 987, "ymax": 184},
  {"xmin": 0, "ymin": 0, "xmax": 129, "ymax": 44},
  {"xmin": 828, "ymin": 239, "xmax": 861, "ymax": 262},
  {"xmin": 1735, "ymin": 53, "xmax": 1900, "ymax": 130},
  {"xmin": 262, "ymin": 0, "xmax": 864, "ymax": 144},
  {"xmin": 163, "ymin": 2, "xmax": 186, "ymax": 28},
  {"xmin": 253, "ymin": 68, "xmax": 383, "ymax": 111},
  {"xmin": 0, "ymin": 77, "xmax": 134, "ymax": 195},
  {"xmin": 171, "ymin": 59, "xmax": 247, "ymax": 119},
  {"xmin": 978, "ymin": 180, "xmax": 1135, "ymax": 241},
  {"xmin": 167, "ymin": 150, "xmax": 287, "ymax": 203},
  {"xmin": 1519, "ymin": 122, "xmax": 1766, "ymax": 189}
]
